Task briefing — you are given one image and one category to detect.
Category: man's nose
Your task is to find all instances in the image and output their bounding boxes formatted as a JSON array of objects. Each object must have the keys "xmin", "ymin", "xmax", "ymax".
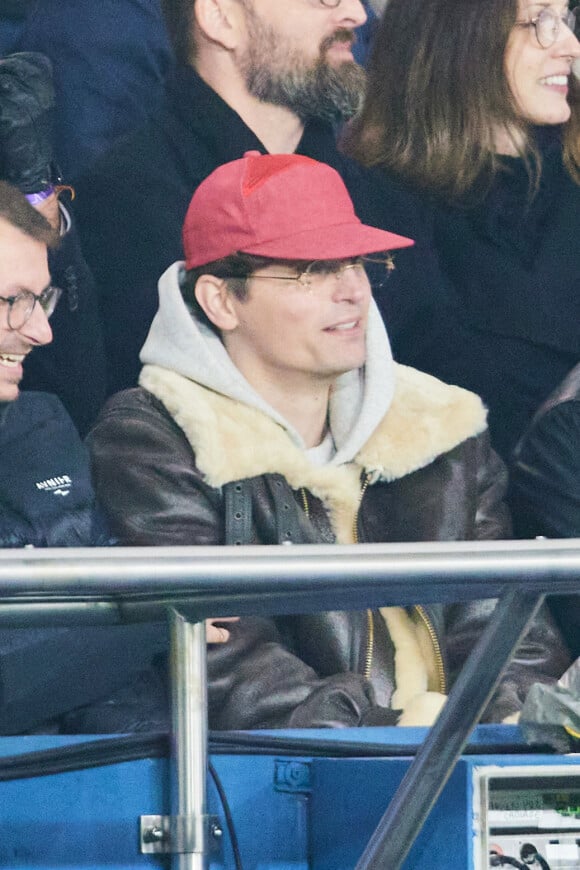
[
  {"xmin": 19, "ymin": 302, "xmax": 53, "ymax": 347},
  {"xmin": 336, "ymin": 0, "xmax": 368, "ymax": 29},
  {"xmin": 333, "ymin": 262, "xmax": 371, "ymax": 302}
]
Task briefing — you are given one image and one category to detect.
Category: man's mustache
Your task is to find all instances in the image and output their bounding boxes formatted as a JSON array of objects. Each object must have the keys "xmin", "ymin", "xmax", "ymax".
[{"xmin": 320, "ymin": 29, "xmax": 357, "ymax": 53}]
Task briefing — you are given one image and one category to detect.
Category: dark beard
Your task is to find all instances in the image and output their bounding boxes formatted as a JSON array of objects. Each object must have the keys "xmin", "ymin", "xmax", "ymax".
[{"xmin": 240, "ymin": 25, "xmax": 366, "ymax": 124}]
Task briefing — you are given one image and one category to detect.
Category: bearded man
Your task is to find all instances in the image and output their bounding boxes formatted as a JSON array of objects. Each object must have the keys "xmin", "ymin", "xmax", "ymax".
[{"xmin": 74, "ymin": 0, "xmax": 435, "ymax": 397}]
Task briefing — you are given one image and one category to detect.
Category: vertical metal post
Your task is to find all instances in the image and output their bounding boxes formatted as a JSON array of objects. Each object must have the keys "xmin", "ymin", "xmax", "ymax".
[
  {"xmin": 355, "ymin": 590, "xmax": 545, "ymax": 870},
  {"xmin": 170, "ymin": 608, "xmax": 208, "ymax": 870}
]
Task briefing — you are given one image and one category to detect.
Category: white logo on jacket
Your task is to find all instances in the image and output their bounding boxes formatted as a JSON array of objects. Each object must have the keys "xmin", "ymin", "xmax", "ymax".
[{"xmin": 35, "ymin": 475, "xmax": 72, "ymax": 497}]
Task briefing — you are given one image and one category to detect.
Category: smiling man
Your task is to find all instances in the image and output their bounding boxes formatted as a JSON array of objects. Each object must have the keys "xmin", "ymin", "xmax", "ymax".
[
  {"xmin": 0, "ymin": 182, "xmax": 56, "ymax": 399},
  {"xmin": 88, "ymin": 153, "xmax": 569, "ymax": 732},
  {"xmin": 0, "ymin": 184, "xmax": 103, "ymax": 552}
]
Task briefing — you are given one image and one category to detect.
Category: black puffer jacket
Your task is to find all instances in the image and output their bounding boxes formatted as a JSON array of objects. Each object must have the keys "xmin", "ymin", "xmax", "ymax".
[
  {"xmin": 84, "ymin": 364, "xmax": 570, "ymax": 731},
  {"xmin": 0, "ymin": 391, "xmax": 107, "ymax": 547},
  {"xmin": 0, "ymin": 392, "xmax": 169, "ymax": 734},
  {"xmin": 511, "ymin": 362, "xmax": 580, "ymax": 658}
]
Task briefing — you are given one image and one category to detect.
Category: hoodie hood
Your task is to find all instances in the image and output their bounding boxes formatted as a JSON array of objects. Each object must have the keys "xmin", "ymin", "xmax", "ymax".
[{"xmin": 140, "ymin": 261, "xmax": 395, "ymax": 465}]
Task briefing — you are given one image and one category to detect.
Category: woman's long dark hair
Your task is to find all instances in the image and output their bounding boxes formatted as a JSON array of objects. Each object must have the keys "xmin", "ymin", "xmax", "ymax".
[{"xmin": 344, "ymin": 0, "xmax": 580, "ymax": 201}]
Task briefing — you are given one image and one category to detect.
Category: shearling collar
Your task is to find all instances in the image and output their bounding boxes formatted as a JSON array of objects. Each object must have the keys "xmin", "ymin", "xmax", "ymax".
[{"xmin": 140, "ymin": 362, "xmax": 487, "ymax": 544}]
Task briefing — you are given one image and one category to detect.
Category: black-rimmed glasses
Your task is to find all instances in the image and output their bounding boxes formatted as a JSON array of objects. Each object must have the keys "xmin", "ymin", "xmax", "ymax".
[{"xmin": 0, "ymin": 284, "xmax": 62, "ymax": 330}]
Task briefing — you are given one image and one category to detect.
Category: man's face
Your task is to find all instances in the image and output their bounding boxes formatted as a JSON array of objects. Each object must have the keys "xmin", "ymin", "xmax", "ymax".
[
  {"xmin": 237, "ymin": 0, "xmax": 368, "ymax": 122},
  {"xmin": 0, "ymin": 217, "xmax": 52, "ymax": 402},
  {"xmin": 223, "ymin": 258, "xmax": 371, "ymax": 392}
]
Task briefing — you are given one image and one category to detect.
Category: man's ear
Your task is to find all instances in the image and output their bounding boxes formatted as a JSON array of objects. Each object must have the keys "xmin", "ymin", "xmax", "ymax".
[
  {"xmin": 194, "ymin": 275, "xmax": 240, "ymax": 331},
  {"xmin": 193, "ymin": 0, "xmax": 245, "ymax": 51}
]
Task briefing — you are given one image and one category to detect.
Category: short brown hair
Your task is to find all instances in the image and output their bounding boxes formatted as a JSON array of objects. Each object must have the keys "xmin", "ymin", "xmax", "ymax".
[
  {"xmin": 0, "ymin": 181, "xmax": 58, "ymax": 247},
  {"xmin": 180, "ymin": 252, "xmax": 284, "ymax": 332},
  {"xmin": 344, "ymin": 0, "xmax": 580, "ymax": 201}
]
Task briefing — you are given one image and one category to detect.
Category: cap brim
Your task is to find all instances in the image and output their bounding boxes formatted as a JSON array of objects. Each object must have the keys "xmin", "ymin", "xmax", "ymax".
[{"xmin": 239, "ymin": 220, "xmax": 414, "ymax": 260}]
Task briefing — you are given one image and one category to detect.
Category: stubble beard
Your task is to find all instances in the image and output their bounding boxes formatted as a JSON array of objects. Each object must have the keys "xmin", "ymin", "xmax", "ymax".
[{"xmin": 238, "ymin": 14, "xmax": 366, "ymax": 124}]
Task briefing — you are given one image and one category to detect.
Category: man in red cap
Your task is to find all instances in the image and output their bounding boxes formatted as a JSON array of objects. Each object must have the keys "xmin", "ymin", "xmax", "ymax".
[{"xmin": 88, "ymin": 154, "xmax": 568, "ymax": 732}]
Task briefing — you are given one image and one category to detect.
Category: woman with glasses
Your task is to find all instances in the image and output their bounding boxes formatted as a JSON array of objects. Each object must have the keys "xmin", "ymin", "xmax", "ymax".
[{"xmin": 345, "ymin": 0, "xmax": 580, "ymax": 464}]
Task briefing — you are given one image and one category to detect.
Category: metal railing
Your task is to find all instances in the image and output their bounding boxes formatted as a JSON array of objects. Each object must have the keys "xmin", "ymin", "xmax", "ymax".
[{"xmin": 0, "ymin": 539, "xmax": 579, "ymax": 869}]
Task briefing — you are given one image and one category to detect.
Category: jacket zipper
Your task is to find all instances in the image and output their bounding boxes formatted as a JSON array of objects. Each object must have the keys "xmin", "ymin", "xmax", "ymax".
[
  {"xmin": 302, "ymin": 476, "xmax": 375, "ymax": 683},
  {"xmin": 303, "ymin": 479, "xmax": 447, "ymax": 692},
  {"xmin": 353, "ymin": 474, "xmax": 374, "ymax": 681},
  {"xmin": 413, "ymin": 605, "xmax": 447, "ymax": 694}
]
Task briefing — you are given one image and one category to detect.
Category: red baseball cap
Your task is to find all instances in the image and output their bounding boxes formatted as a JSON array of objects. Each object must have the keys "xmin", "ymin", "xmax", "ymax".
[{"xmin": 182, "ymin": 152, "xmax": 414, "ymax": 269}]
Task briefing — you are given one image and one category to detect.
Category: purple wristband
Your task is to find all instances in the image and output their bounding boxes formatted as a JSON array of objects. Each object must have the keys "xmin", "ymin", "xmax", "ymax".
[{"xmin": 25, "ymin": 186, "xmax": 55, "ymax": 206}]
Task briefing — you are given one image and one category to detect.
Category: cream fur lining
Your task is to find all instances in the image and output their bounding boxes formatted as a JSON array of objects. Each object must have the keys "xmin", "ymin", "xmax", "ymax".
[
  {"xmin": 139, "ymin": 363, "xmax": 487, "ymax": 545},
  {"xmin": 379, "ymin": 606, "xmax": 447, "ymax": 726},
  {"xmin": 380, "ymin": 607, "xmax": 428, "ymax": 709},
  {"xmin": 357, "ymin": 364, "xmax": 487, "ymax": 481}
]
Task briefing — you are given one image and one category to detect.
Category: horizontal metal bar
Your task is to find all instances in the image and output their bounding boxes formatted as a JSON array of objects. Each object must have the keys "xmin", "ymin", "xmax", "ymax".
[{"xmin": 0, "ymin": 540, "xmax": 577, "ymax": 626}]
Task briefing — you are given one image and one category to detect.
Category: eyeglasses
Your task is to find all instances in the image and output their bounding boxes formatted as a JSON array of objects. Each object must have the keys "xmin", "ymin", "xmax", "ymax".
[
  {"xmin": 0, "ymin": 284, "xmax": 62, "ymax": 330},
  {"xmin": 244, "ymin": 255, "xmax": 396, "ymax": 291},
  {"xmin": 515, "ymin": 6, "xmax": 579, "ymax": 49}
]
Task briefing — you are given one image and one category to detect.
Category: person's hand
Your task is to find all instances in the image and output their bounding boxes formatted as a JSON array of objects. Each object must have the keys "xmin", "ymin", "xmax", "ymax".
[
  {"xmin": 206, "ymin": 617, "xmax": 239, "ymax": 644},
  {"xmin": 0, "ymin": 52, "xmax": 55, "ymax": 193}
]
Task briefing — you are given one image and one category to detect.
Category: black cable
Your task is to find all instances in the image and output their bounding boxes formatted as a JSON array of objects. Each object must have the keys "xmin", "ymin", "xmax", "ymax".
[
  {"xmin": 209, "ymin": 760, "xmax": 243, "ymax": 870},
  {"xmin": 0, "ymin": 732, "xmax": 169, "ymax": 780},
  {"xmin": 0, "ymin": 729, "xmax": 557, "ymax": 780},
  {"xmin": 532, "ymin": 853, "xmax": 551, "ymax": 870},
  {"xmin": 208, "ymin": 730, "xmax": 551, "ymax": 759}
]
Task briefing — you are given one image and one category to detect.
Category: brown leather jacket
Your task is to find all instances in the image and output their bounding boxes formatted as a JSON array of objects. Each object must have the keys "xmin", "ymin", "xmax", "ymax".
[{"xmin": 85, "ymin": 364, "xmax": 570, "ymax": 731}]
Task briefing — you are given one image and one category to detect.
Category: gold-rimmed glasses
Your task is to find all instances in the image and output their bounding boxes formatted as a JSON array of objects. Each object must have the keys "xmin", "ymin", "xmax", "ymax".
[{"xmin": 243, "ymin": 255, "xmax": 396, "ymax": 291}]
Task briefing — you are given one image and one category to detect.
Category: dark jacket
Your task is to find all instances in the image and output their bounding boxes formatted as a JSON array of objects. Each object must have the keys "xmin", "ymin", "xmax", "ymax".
[
  {"xmin": 20, "ymin": 212, "xmax": 107, "ymax": 437},
  {"xmin": 511, "ymin": 362, "xmax": 580, "ymax": 658},
  {"xmin": 382, "ymin": 132, "xmax": 580, "ymax": 462},
  {"xmin": 74, "ymin": 65, "xmax": 438, "ymax": 396},
  {"xmin": 0, "ymin": 391, "xmax": 107, "ymax": 547},
  {"xmin": 86, "ymin": 364, "xmax": 569, "ymax": 731},
  {"xmin": 0, "ymin": 392, "xmax": 168, "ymax": 734}
]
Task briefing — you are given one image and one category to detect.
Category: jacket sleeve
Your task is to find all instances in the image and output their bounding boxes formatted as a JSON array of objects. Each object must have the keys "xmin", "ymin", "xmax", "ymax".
[
  {"xmin": 509, "ymin": 390, "xmax": 580, "ymax": 659},
  {"xmin": 444, "ymin": 598, "xmax": 571, "ymax": 723},
  {"xmin": 510, "ymin": 397, "xmax": 580, "ymax": 539},
  {"xmin": 207, "ymin": 617, "xmax": 394, "ymax": 730},
  {"xmin": 444, "ymin": 431, "xmax": 571, "ymax": 722},
  {"xmin": 89, "ymin": 391, "xmax": 394, "ymax": 730},
  {"xmin": 473, "ymin": 429, "xmax": 512, "ymax": 541}
]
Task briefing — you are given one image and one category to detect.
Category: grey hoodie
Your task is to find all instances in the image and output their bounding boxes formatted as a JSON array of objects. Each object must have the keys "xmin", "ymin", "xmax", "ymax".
[{"xmin": 140, "ymin": 261, "xmax": 396, "ymax": 466}]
